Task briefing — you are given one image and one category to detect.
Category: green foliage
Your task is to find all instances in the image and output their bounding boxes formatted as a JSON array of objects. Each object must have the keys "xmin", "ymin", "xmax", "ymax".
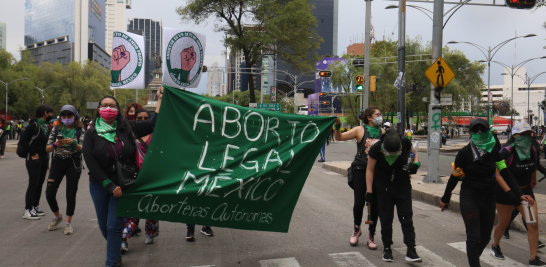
[{"xmin": 176, "ymin": 0, "xmax": 322, "ymax": 103}]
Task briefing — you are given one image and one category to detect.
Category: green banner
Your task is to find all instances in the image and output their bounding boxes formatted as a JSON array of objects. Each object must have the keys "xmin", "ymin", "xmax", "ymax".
[{"xmin": 116, "ymin": 86, "xmax": 335, "ymax": 232}]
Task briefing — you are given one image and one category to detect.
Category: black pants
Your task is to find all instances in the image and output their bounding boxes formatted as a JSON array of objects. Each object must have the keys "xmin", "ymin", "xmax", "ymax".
[
  {"xmin": 46, "ymin": 156, "xmax": 82, "ymax": 216},
  {"xmin": 25, "ymin": 156, "xmax": 49, "ymax": 210},
  {"xmin": 16, "ymin": 130, "xmax": 21, "ymax": 140},
  {"xmin": 353, "ymin": 168, "xmax": 378, "ymax": 235},
  {"xmin": 543, "ymin": 145, "xmax": 546, "ymax": 159},
  {"xmin": 0, "ymin": 135, "xmax": 6, "ymax": 155},
  {"xmin": 376, "ymin": 188, "xmax": 416, "ymax": 248},
  {"xmin": 460, "ymin": 192, "xmax": 496, "ymax": 267}
]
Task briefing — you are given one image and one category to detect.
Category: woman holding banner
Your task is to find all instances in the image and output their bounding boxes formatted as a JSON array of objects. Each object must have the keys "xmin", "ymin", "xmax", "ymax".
[
  {"xmin": 83, "ymin": 88, "xmax": 163, "ymax": 267},
  {"xmin": 334, "ymin": 107, "xmax": 384, "ymax": 249}
]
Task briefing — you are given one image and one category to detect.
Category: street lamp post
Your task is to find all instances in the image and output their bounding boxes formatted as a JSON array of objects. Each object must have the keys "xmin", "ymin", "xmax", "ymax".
[
  {"xmin": 0, "ymin": 78, "xmax": 29, "ymax": 120},
  {"xmin": 517, "ymin": 72, "xmax": 546, "ymax": 124},
  {"xmin": 274, "ymin": 70, "xmax": 313, "ymax": 114},
  {"xmin": 447, "ymin": 34, "xmax": 536, "ymax": 125},
  {"xmin": 34, "ymin": 85, "xmax": 60, "ymax": 104}
]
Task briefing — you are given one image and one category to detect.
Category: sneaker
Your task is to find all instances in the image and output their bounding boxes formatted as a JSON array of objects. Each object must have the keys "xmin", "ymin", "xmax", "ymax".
[
  {"xmin": 145, "ymin": 234, "xmax": 154, "ymax": 244},
  {"xmin": 406, "ymin": 247, "xmax": 422, "ymax": 262},
  {"xmin": 48, "ymin": 216, "xmax": 63, "ymax": 231},
  {"xmin": 134, "ymin": 225, "xmax": 141, "ymax": 235},
  {"xmin": 33, "ymin": 206, "xmax": 45, "ymax": 216},
  {"xmin": 186, "ymin": 229, "xmax": 195, "ymax": 241},
  {"xmin": 0, "ymin": 155, "xmax": 5, "ymax": 159},
  {"xmin": 530, "ymin": 257, "xmax": 546, "ymax": 266},
  {"xmin": 350, "ymin": 225, "xmax": 362, "ymax": 246},
  {"xmin": 491, "ymin": 245, "xmax": 505, "ymax": 260},
  {"xmin": 201, "ymin": 226, "xmax": 214, "ymax": 236},
  {"xmin": 503, "ymin": 227, "xmax": 510, "ymax": 239},
  {"xmin": 120, "ymin": 240, "xmax": 129, "ymax": 253},
  {"xmin": 367, "ymin": 231, "xmax": 377, "ymax": 250},
  {"xmin": 23, "ymin": 209, "xmax": 40, "ymax": 220},
  {"xmin": 539, "ymin": 241, "xmax": 545, "ymax": 249},
  {"xmin": 116, "ymin": 256, "xmax": 122, "ymax": 267},
  {"xmin": 64, "ymin": 224, "xmax": 73, "ymax": 235},
  {"xmin": 382, "ymin": 247, "xmax": 394, "ymax": 262}
]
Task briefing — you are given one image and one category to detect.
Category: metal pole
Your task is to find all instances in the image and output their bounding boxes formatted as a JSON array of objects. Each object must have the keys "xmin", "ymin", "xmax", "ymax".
[
  {"xmin": 424, "ymin": 0, "xmax": 444, "ymax": 184},
  {"xmin": 487, "ymin": 50, "xmax": 492, "ymax": 125},
  {"xmin": 510, "ymin": 69, "xmax": 514, "ymax": 127},
  {"xmin": 528, "ymin": 79, "xmax": 531, "ymax": 123},
  {"xmin": 362, "ymin": 0, "xmax": 372, "ymax": 122},
  {"xmin": 5, "ymin": 83, "xmax": 7, "ymax": 119},
  {"xmin": 397, "ymin": 0, "xmax": 406, "ymax": 135},
  {"xmin": 293, "ymin": 74, "xmax": 298, "ymax": 114}
]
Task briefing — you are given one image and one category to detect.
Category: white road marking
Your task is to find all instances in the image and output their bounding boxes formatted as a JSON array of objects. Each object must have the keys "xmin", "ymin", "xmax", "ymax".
[
  {"xmin": 329, "ymin": 252, "xmax": 376, "ymax": 267},
  {"xmin": 448, "ymin": 241, "xmax": 526, "ymax": 267},
  {"xmin": 260, "ymin": 257, "xmax": 301, "ymax": 267},
  {"xmin": 322, "ymin": 171, "xmax": 341, "ymax": 176},
  {"xmin": 394, "ymin": 246, "xmax": 456, "ymax": 266}
]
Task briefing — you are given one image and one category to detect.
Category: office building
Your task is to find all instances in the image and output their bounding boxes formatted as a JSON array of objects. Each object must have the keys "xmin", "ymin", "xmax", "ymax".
[
  {"xmin": 105, "ymin": 0, "xmax": 131, "ymax": 54},
  {"xmin": 219, "ymin": 84, "xmax": 227, "ymax": 96},
  {"xmin": 0, "ymin": 22, "xmax": 6, "ymax": 50},
  {"xmin": 127, "ymin": 18, "xmax": 162, "ymax": 87},
  {"xmin": 24, "ymin": 0, "xmax": 110, "ymax": 67},
  {"xmin": 206, "ymin": 62, "xmax": 220, "ymax": 96},
  {"xmin": 347, "ymin": 43, "xmax": 365, "ymax": 56}
]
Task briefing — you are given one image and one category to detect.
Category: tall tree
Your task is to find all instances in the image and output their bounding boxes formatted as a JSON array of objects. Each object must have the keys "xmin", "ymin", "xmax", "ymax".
[{"xmin": 176, "ymin": 0, "xmax": 322, "ymax": 103}]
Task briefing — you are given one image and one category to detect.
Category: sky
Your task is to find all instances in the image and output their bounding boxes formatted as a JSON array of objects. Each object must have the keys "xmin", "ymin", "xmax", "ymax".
[{"xmin": 1, "ymin": 0, "xmax": 546, "ymax": 95}]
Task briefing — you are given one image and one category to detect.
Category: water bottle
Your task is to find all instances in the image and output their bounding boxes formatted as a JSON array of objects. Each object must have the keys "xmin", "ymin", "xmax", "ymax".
[
  {"xmin": 522, "ymin": 200, "xmax": 537, "ymax": 224},
  {"xmin": 403, "ymin": 142, "xmax": 419, "ymax": 172}
]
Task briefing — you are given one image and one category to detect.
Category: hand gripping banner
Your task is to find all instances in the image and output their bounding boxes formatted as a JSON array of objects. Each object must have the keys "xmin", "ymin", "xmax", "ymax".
[{"xmin": 117, "ymin": 86, "xmax": 335, "ymax": 232}]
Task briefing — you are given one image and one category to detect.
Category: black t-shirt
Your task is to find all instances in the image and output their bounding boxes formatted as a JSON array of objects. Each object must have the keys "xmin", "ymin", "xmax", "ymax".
[
  {"xmin": 83, "ymin": 119, "xmax": 91, "ymax": 129},
  {"xmin": 500, "ymin": 147, "xmax": 536, "ymax": 187},
  {"xmin": 454, "ymin": 144, "xmax": 503, "ymax": 195},
  {"xmin": 368, "ymin": 137, "xmax": 413, "ymax": 195}
]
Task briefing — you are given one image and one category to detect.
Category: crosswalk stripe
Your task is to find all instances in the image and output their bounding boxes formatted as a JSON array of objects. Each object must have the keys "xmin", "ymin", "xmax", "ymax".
[
  {"xmin": 448, "ymin": 241, "xmax": 526, "ymax": 267},
  {"xmin": 329, "ymin": 252, "xmax": 376, "ymax": 267},
  {"xmin": 394, "ymin": 246, "xmax": 456, "ymax": 266},
  {"xmin": 259, "ymin": 257, "xmax": 301, "ymax": 267}
]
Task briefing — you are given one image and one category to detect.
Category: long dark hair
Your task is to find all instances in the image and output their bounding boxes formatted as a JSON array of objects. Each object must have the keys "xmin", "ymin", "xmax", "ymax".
[
  {"xmin": 94, "ymin": 96, "xmax": 134, "ymax": 141},
  {"xmin": 359, "ymin": 107, "xmax": 378, "ymax": 124},
  {"xmin": 56, "ymin": 110, "xmax": 83, "ymax": 130},
  {"xmin": 30, "ymin": 104, "xmax": 53, "ymax": 122}
]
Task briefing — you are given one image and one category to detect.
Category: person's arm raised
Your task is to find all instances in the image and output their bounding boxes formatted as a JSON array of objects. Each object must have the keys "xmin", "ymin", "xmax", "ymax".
[{"xmin": 334, "ymin": 117, "xmax": 362, "ymax": 141}]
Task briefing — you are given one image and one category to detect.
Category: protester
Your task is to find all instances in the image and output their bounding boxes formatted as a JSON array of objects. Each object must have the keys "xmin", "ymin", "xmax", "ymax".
[
  {"xmin": 334, "ymin": 107, "xmax": 385, "ymax": 249},
  {"xmin": 383, "ymin": 122, "xmax": 392, "ymax": 131},
  {"xmin": 83, "ymin": 89, "xmax": 162, "ymax": 267},
  {"xmin": 20, "ymin": 104, "xmax": 54, "ymax": 220},
  {"xmin": 45, "ymin": 105, "xmax": 84, "ymax": 235},
  {"xmin": 365, "ymin": 129, "xmax": 422, "ymax": 262},
  {"xmin": 490, "ymin": 123, "xmax": 545, "ymax": 266},
  {"xmin": 83, "ymin": 115, "xmax": 91, "ymax": 130},
  {"xmin": 120, "ymin": 109, "xmax": 160, "ymax": 252},
  {"xmin": 186, "ymin": 224, "xmax": 214, "ymax": 240},
  {"xmin": 404, "ymin": 126, "xmax": 413, "ymax": 141},
  {"xmin": 6, "ymin": 121, "xmax": 12, "ymax": 140},
  {"xmin": 439, "ymin": 118, "xmax": 534, "ymax": 267},
  {"xmin": 124, "ymin": 103, "xmax": 144, "ymax": 121},
  {"xmin": 16, "ymin": 121, "xmax": 22, "ymax": 140},
  {"xmin": 0, "ymin": 118, "xmax": 7, "ymax": 158}
]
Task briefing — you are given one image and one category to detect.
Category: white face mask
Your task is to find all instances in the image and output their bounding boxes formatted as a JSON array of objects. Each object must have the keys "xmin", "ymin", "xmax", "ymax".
[{"xmin": 372, "ymin": 116, "xmax": 383, "ymax": 126}]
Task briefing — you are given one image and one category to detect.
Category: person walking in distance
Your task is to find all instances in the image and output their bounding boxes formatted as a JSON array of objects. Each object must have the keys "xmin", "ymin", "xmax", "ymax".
[
  {"xmin": 439, "ymin": 118, "xmax": 535, "ymax": 267},
  {"xmin": 0, "ymin": 118, "xmax": 7, "ymax": 159},
  {"xmin": 83, "ymin": 89, "xmax": 163, "ymax": 267},
  {"xmin": 366, "ymin": 129, "xmax": 422, "ymax": 262},
  {"xmin": 6, "ymin": 121, "xmax": 11, "ymax": 140},
  {"xmin": 334, "ymin": 107, "xmax": 385, "ymax": 249},
  {"xmin": 16, "ymin": 121, "xmax": 22, "ymax": 140},
  {"xmin": 45, "ymin": 105, "xmax": 84, "ymax": 235},
  {"xmin": 20, "ymin": 104, "xmax": 54, "ymax": 220}
]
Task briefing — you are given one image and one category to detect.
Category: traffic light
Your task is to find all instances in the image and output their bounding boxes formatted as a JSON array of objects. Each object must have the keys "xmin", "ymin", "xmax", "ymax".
[
  {"xmin": 505, "ymin": 0, "xmax": 536, "ymax": 9},
  {"xmin": 323, "ymin": 101, "xmax": 330, "ymax": 105},
  {"xmin": 319, "ymin": 92, "xmax": 327, "ymax": 96},
  {"xmin": 202, "ymin": 66, "xmax": 208, "ymax": 72},
  {"xmin": 319, "ymin": 71, "xmax": 331, "ymax": 77},
  {"xmin": 370, "ymin": 76, "xmax": 377, "ymax": 92},
  {"xmin": 356, "ymin": 75, "xmax": 364, "ymax": 91}
]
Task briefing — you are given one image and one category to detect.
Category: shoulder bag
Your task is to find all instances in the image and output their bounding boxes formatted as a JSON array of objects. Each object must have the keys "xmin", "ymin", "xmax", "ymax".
[{"xmin": 109, "ymin": 142, "xmax": 138, "ymax": 190}]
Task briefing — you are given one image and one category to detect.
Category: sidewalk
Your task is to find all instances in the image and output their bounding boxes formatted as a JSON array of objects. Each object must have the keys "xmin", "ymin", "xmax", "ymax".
[
  {"xmin": 323, "ymin": 161, "xmax": 546, "ymax": 235},
  {"xmin": 3, "ymin": 139, "xmax": 18, "ymax": 153}
]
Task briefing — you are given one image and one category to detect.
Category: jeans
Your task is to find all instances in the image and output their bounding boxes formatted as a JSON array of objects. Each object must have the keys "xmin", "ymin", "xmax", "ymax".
[
  {"xmin": 376, "ymin": 188, "xmax": 416, "ymax": 248},
  {"xmin": 89, "ymin": 182, "xmax": 123, "ymax": 266},
  {"xmin": 25, "ymin": 156, "xmax": 49, "ymax": 210},
  {"xmin": 45, "ymin": 156, "xmax": 82, "ymax": 216},
  {"xmin": 0, "ymin": 135, "xmax": 6, "ymax": 155},
  {"xmin": 460, "ymin": 191, "xmax": 496, "ymax": 267},
  {"xmin": 353, "ymin": 168, "xmax": 378, "ymax": 235}
]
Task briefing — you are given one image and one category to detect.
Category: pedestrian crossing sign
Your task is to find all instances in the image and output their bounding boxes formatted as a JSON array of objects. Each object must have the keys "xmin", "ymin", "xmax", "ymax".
[{"xmin": 425, "ymin": 57, "xmax": 455, "ymax": 89}]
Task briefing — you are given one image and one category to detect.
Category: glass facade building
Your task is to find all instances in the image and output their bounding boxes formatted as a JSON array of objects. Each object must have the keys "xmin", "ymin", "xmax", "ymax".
[
  {"xmin": 24, "ymin": 0, "xmax": 76, "ymax": 46},
  {"xmin": 127, "ymin": 18, "xmax": 162, "ymax": 87}
]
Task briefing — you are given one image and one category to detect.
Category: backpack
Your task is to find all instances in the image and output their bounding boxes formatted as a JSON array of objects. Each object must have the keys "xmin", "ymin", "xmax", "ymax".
[
  {"xmin": 16, "ymin": 122, "xmax": 40, "ymax": 158},
  {"xmin": 500, "ymin": 145, "xmax": 538, "ymax": 168},
  {"xmin": 53, "ymin": 126, "xmax": 83, "ymax": 145}
]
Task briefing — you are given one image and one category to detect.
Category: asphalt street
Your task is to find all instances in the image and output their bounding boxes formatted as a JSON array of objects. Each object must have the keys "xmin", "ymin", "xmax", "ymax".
[{"xmin": 1, "ymin": 141, "xmax": 545, "ymax": 266}]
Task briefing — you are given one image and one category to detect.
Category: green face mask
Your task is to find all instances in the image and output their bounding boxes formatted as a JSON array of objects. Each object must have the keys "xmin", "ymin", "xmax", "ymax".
[
  {"xmin": 512, "ymin": 135, "xmax": 532, "ymax": 161},
  {"xmin": 471, "ymin": 131, "xmax": 495, "ymax": 153}
]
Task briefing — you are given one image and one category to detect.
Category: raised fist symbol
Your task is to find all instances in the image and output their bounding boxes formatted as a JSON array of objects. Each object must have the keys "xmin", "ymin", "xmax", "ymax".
[
  {"xmin": 181, "ymin": 46, "xmax": 196, "ymax": 74},
  {"xmin": 112, "ymin": 45, "xmax": 130, "ymax": 72}
]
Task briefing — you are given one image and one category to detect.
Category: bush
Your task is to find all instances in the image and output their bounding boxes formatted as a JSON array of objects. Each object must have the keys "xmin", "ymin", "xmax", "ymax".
[{"xmin": 415, "ymin": 130, "xmax": 425, "ymax": 135}]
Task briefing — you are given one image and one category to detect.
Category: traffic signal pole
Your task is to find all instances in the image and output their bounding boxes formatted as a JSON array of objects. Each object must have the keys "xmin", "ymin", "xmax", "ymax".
[
  {"xmin": 424, "ymin": 0, "xmax": 444, "ymax": 184},
  {"xmin": 362, "ymin": 0, "xmax": 372, "ymax": 122},
  {"xmin": 397, "ymin": 0, "xmax": 406, "ymax": 135}
]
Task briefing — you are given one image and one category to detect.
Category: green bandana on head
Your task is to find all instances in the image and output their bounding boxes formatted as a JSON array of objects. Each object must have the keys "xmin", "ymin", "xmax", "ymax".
[
  {"xmin": 381, "ymin": 143, "xmax": 401, "ymax": 166},
  {"xmin": 95, "ymin": 118, "xmax": 117, "ymax": 143},
  {"xmin": 511, "ymin": 135, "xmax": 532, "ymax": 161},
  {"xmin": 364, "ymin": 125, "xmax": 381, "ymax": 138},
  {"xmin": 471, "ymin": 130, "xmax": 495, "ymax": 153},
  {"xmin": 61, "ymin": 124, "xmax": 75, "ymax": 140},
  {"xmin": 36, "ymin": 118, "xmax": 49, "ymax": 135}
]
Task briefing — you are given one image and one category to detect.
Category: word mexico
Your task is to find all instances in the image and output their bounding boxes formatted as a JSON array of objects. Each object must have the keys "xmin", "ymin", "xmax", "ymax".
[{"xmin": 117, "ymin": 86, "xmax": 335, "ymax": 232}]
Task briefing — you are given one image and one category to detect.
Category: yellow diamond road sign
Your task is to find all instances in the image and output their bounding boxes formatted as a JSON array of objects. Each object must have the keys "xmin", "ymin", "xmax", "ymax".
[{"xmin": 425, "ymin": 57, "xmax": 455, "ymax": 89}]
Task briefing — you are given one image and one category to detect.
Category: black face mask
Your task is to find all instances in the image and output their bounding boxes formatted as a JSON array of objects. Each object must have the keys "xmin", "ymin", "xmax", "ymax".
[{"xmin": 45, "ymin": 115, "xmax": 53, "ymax": 122}]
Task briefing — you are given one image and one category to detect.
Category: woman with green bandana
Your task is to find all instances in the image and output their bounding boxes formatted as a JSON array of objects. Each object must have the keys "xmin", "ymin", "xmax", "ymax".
[
  {"xmin": 491, "ymin": 122, "xmax": 545, "ymax": 266},
  {"xmin": 334, "ymin": 107, "xmax": 384, "ymax": 249},
  {"xmin": 83, "ymin": 88, "xmax": 163, "ymax": 267},
  {"xmin": 366, "ymin": 129, "xmax": 422, "ymax": 263},
  {"xmin": 439, "ymin": 118, "xmax": 535, "ymax": 267},
  {"xmin": 45, "ymin": 105, "xmax": 84, "ymax": 235},
  {"xmin": 20, "ymin": 104, "xmax": 54, "ymax": 220}
]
